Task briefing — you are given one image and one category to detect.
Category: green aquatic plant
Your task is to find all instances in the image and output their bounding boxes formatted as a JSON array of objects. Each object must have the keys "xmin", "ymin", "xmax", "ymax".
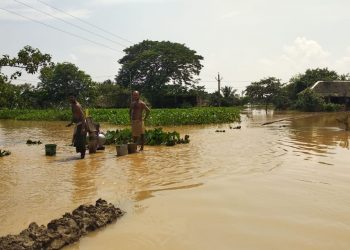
[
  {"xmin": 105, "ymin": 129, "xmax": 132, "ymax": 145},
  {"xmin": 0, "ymin": 107, "xmax": 241, "ymax": 125},
  {"xmin": 105, "ymin": 128, "xmax": 190, "ymax": 146}
]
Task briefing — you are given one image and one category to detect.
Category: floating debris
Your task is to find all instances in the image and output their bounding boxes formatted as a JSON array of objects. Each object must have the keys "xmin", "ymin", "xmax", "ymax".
[
  {"xmin": 0, "ymin": 199, "xmax": 124, "ymax": 250},
  {"xmin": 215, "ymin": 130, "xmax": 226, "ymax": 133},
  {"xmin": 0, "ymin": 149, "xmax": 11, "ymax": 157},
  {"xmin": 26, "ymin": 139, "xmax": 42, "ymax": 145}
]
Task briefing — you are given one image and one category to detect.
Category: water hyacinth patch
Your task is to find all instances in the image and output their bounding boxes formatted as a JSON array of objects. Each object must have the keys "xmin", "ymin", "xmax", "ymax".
[
  {"xmin": 0, "ymin": 107, "xmax": 241, "ymax": 126},
  {"xmin": 104, "ymin": 128, "xmax": 190, "ymax": 146}
]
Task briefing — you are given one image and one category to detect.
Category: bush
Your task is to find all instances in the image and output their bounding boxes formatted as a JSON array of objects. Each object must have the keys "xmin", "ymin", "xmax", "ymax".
[
  {"xmin": 295, "ymin": 89, "xmax": 325, "ymax": 112},
  {"xmin": 323, "ymin": 103, "xmax": 342, "ymax": 112}
]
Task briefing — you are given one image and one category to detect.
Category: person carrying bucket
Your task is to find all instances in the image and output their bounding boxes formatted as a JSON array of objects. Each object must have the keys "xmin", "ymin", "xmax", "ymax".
[{"xmin": 66, "ymin": 93, "xmax": 87, "ymax": 159}]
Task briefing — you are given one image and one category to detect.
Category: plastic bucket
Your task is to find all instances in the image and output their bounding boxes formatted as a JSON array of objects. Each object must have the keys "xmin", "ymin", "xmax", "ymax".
[
  {"xmin": 116, "ymin": 144, "xmax": 128, "ymax": 156},
  {"xmin": 45, "ymin": 144, "xmax": 57, "ymax": 156},
  {"xmin": 127, "ymin": 143, "xmax": 137, "ymax": 154},
  {"xmin": 88, "ymin": 135, "xmax": 97, "ymax": 154}
]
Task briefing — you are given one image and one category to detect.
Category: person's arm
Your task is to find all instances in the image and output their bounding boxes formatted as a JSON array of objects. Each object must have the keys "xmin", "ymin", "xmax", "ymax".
[{"xmin": 144, "ymin": 104, "xmax": 151, "ymax": 120}]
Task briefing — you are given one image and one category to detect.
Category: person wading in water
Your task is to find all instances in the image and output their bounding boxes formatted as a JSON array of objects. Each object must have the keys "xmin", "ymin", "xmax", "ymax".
[
  {"xmin": 66, "ymin": 93, "xmax": 87, "ymax": 159},
  {"xmin": 129, "ymin": 91, "xmax": 151, "ymax": 151}
]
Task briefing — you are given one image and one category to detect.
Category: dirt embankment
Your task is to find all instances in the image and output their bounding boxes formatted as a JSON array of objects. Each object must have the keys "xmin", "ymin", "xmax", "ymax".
[{"xmin": 0, "ymin": 199, "xmax": 124, "ymax": 250}]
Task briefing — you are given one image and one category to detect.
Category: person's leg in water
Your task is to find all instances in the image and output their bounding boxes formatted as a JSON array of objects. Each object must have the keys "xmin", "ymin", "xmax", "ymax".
[
  {"xmin": 140, "ymin": 134, "xmax": 145, "ymax": 151},
  {"xmin": 74, "ymin": 124, "xmax": 86, "ymax": 159}
]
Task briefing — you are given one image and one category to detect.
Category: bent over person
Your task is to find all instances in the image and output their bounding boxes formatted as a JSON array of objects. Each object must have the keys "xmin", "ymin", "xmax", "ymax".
[
  {"xmin": 67, "ymin": 93, "xmax": 87, "ymax": 159},
  {"xmin": 129, "ymin": 91, "xmax": 151, "ymax": 151}
]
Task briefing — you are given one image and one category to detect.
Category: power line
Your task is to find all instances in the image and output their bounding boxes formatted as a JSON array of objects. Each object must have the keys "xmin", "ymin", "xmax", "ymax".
[
  {"xmin": 14, "ymin": 0, "xmax": 128, "ymax": 48},
  {"xmin": 0, "ymin": 7, "xmax": 123, "ymax": 54},
  {"xmin": 37, "ymin": 0, "xmax": 134, "ymax": 45}
]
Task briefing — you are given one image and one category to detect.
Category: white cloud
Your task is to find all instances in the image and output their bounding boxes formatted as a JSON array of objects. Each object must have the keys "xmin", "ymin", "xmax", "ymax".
[
  {"xmin": 259, "ymin": 37, "xmax": 332, "ymax": 80},
  {"xmin": 0, "ymin": 0, "xmax": 90, "ymax": 21}
]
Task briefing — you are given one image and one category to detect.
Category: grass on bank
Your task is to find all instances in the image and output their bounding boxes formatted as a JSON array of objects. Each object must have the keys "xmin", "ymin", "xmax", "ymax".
[{"xmin": 0, "ymin": 107, "xmax": 241, "ymax": 126}]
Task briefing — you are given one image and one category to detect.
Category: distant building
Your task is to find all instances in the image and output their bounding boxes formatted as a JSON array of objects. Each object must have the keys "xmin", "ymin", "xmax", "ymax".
[{"xmin": 311, "ymin": 81, "xmax": 350, "ymax": 108}]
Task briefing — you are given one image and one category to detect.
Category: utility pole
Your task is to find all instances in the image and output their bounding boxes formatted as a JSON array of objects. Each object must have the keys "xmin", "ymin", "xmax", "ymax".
[
  {"xmin": 215, "ymin": 72, "xmax": 223, "ymax": 106},
  {"xmin": 215, "ymin": 72, "xmax": 223, "ymax": 95}
]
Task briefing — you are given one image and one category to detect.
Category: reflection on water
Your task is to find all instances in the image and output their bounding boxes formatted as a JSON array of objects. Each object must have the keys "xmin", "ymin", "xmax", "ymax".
[{"xmin": 1, "ymin": 110, "xmax": 350, "ymax": 250}]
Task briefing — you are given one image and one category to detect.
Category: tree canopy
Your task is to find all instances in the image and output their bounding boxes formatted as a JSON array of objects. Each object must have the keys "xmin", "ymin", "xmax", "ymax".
[
  {"xmin": 38, "ymin": 62, "xmax": 94, "ymax": 107},
  {"xmin": 245, "ymin": 77, "xmax": 282, "ymax": 109},
  {"xmin": 287, "ymin": 68, "xmax": 341, "ymax": 100},
  {"xmin": 0, "ymin": 45, "xmax": 52, "ymax": 81},
  {"xmin": 116, "ymin": 40, "xmax": 204, "ymax": 104}
]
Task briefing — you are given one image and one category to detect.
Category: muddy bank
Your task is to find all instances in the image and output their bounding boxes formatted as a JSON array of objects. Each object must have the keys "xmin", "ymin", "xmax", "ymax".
[{"xmin": 0, "ymin": 199, "xmax": 124, "ymax": 250}]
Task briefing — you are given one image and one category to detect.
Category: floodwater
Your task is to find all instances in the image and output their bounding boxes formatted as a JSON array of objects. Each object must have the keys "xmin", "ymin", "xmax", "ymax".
[{"xmin": 0, "ymin": 109, "xmax": 350, "ymax": 250}]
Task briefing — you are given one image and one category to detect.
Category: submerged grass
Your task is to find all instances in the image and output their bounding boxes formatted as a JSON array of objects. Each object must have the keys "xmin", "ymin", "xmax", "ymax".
[{"xmin": 0, "ymin": 107, "xmax": 241, "ymax": 125}]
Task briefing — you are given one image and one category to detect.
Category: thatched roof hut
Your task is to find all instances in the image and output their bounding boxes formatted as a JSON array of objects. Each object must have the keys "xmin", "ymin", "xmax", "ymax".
[{"xmin": 311, "ymin": 81, "xmax": 350, "ymax": 97}]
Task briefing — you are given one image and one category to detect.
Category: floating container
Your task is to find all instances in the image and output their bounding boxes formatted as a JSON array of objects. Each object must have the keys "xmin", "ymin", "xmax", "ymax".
[
  {"xmin": 45, "ymin": 144, "xmax": 57, "ymax": 156},
  {"xmin": 116, "ymin": 144, "xmax": 128, "ymax": 156},
  {"xmin": 127, "ymin": 143, "xmax": 137, "ymax": 154}
]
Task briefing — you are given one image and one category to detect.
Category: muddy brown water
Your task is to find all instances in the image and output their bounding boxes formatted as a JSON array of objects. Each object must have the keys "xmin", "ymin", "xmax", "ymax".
[{"xmin": 0, "ymin": 109, "xmax": 350, "ymax": 250}]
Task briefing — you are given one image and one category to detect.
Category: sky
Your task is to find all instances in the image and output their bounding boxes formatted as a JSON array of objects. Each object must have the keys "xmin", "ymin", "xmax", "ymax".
[{"xmin": 1, "ymin": 0, "xmax": 350, "ymax": 93}]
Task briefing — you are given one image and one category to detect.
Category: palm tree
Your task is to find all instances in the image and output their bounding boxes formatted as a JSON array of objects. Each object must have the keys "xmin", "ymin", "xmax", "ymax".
[{"xmin": 221, "ymin": 86, "xmax": 237, "ymax": 98}]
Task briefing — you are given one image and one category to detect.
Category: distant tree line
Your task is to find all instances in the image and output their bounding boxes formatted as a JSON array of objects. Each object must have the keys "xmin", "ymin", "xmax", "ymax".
[
  {"xmin": 0, "ymin": 43, "xmax": 246, "ymax": 109},
  {"xmin": 245, "ymin": 68, "xmax": 350, "ymax": 112},
  {"xmin": 2, "ymin": 44, "xmax": 348, "ymax": 111}
]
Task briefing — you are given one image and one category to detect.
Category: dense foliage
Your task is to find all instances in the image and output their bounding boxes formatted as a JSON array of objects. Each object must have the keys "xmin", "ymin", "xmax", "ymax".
[
  {"xmin": 38, "ymin": 63, "xmax": 95, "ymax": 107},
  {"xmin": 245, "ymin": 77, "xmax": 283, "ymax": 110},
  {"xmin": 295, "ymin": 89, "xmax": 342, "ymax": 112},
  {"xmin": 116, "ymin": 40, "xmax": 204, "ymax": 106},
  {"xmin": 245, "ymin": 68, "xmax": 350, "ymax": 111}
]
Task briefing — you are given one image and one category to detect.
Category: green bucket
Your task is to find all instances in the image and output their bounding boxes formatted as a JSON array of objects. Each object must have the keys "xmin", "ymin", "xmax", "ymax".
[{"xmin": 45, "ymin": 144, "xmax": 57, "ymax": 156}]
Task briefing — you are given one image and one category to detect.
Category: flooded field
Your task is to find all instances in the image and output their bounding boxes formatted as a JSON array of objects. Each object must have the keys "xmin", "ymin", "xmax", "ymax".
[{"xmin": 0, "ymin": 109, "xmax": 350, "ymax": 250}]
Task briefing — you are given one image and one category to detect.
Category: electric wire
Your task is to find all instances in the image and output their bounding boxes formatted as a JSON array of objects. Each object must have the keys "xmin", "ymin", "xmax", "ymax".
[
  {"xmin": 0, "ymin": 7, "xmax": 123, "ymax": 54},
  {"xmin": 14, "ymin": 0, "xmax": 128, "ymax": 48},
  {"xmin": 37, "ymin": 0, "xmax": 134, "ymax": 45}
]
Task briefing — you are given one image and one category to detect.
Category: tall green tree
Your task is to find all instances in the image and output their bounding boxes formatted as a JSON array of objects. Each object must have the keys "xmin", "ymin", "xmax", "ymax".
[
  {"xmin": 245, "ymin": 77, "xmax": 282, "ymax": 110},
  {"xmin": 116, "ymin": 40, "xmax": 204, "ymax": 106},
  {"xmin": 38, "ymin": 63, "xmax": 95, "ymax": 107}
]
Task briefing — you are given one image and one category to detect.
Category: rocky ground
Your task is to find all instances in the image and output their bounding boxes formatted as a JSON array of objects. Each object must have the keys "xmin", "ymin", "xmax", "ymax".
[{"xmin": 0, "ymin": 199, "xmax": 125, "ymax": 250}]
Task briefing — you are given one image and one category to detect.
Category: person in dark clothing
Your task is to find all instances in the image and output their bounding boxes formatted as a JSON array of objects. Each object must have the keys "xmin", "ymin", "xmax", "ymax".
[{"xmin": 66, "ymin": 94, "xmax": 87, "ymax": 159}]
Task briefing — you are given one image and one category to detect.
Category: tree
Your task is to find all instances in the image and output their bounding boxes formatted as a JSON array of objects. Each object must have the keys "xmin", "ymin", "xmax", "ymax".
[
  {"xmin": 295, "ymin": 88, "xmax": 325, "ymax": 112},
  {"xmin": 245, "ymin": 77, "xmax": 282, "ymax": 110},
  {"xmin": 94, "ymin": 80, "xmax": 130, "ymax": 108},
  {"xmin": 287, "ymin": 68, "xmax": 340, "ymax": 100},
  {"xmin": 220, "ymin": 86, "xmax": 239, "ymax": 106},
  {"xmin": 38, "ymin": 63, "xmax": 94, "ymax": 107},
  {"xmin": 0, "ymin": 45, "xmax": 52, "ymax": 81},
  {"xmin": 0, "ymin": 79, "xmax": 17, "ymax": 108},
  {"xmin": 116, "ymin": 40, "xmax": 204, "ymax": 106}
]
